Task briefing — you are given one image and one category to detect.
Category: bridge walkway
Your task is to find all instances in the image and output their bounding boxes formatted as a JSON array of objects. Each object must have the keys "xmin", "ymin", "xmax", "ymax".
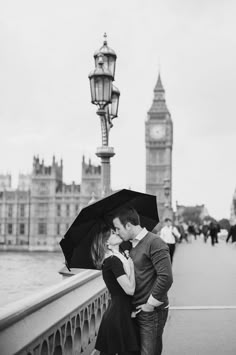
[{"xmin": 163, "ymin": 237, "xmax": 236, "ymax": 355}]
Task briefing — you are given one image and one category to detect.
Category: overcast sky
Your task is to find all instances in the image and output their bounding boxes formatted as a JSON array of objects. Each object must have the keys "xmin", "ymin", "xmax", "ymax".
[{"xmin": 0, "ymin": 0, "xmax": 235, "ymax": 220}]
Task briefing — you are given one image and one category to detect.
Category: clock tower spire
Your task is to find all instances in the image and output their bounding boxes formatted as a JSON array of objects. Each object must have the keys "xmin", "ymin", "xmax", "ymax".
[{"xmin": 145, "ymin": 73, "xmax": 173, "ymax": 220}]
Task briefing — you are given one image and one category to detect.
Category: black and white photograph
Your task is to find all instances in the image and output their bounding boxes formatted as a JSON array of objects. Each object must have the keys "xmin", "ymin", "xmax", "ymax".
[{"xmin": 0, "ymin": 0, "xmax": 236, "ymax": 354}]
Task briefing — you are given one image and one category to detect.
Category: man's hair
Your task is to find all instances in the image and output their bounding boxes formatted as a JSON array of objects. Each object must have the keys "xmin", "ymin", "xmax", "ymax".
[{"xmin": 113, "ymin": 206, "xmax": 140, "ymax": 227}]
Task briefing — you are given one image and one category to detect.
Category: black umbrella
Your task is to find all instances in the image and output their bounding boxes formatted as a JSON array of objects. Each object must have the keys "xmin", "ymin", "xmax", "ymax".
[{"xmin": 60, "ymin": 189, "xmax": 159, "ymax": 269}]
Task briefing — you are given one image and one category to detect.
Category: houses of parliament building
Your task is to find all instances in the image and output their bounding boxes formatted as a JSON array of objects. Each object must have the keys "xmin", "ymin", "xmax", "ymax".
[
  {"xmin": 0, "ymin": 156, "xmax": 101, "ymax": 250},
  {"xmin": 0, "ymin": 74, "xmax": 175, "ymax": 250}
]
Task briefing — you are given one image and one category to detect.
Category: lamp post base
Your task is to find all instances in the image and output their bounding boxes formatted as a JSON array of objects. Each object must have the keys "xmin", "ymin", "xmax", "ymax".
[{"xmin": 96, "ymin": 146, "xmax": 115, "ymax": 197}]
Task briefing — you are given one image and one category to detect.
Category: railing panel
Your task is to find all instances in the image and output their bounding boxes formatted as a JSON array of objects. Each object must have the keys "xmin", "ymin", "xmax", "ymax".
[{"xmin": 0, "ymin": 270, "xmax": 109, "ymax": 355}]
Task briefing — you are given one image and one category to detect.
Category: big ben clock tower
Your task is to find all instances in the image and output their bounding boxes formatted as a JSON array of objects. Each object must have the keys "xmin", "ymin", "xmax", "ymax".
[{"xmin": 145, "ymin": 73, "xmax": 173, "ymax": 220}]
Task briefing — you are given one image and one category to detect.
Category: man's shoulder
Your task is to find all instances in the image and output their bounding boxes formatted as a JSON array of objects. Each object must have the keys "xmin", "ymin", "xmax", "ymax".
[{"xmin": 145, "ymin": 231, "xmax": 167, "ymax": 247}]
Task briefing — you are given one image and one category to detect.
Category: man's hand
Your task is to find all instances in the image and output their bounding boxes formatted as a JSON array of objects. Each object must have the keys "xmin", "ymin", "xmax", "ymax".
[{"xmin": 136, "ymin": 303, "xmax": 155, "ymax": 313}]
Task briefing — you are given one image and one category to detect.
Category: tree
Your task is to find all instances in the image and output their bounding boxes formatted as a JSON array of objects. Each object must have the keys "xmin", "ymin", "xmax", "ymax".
[
  {"xmin": 218, "ymin": 218, "xmax": 230, "ymax": 231},
  {"xmin": 203, "ymin": 215, "xmax": 217, "ymax": 224}
]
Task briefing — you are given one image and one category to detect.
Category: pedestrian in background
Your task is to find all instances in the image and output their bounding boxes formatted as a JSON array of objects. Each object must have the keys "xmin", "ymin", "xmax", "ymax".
[
  {"xmin": 176, "ymin": 223, "xmax": 188, "ymax": 243},
  {"xmin": 226, "ymin": 224, "xmax": 236, "ymax": 245},
  {"xmin": 160, "ymin": 218, "xmax": 180, "ymax": 263},
  {"xmin": 187, "ymin": 223, "xmax": 196, "ymax": 242},
  {"xmin": 209, "ymin": 221, "xmax": 219, "ymax": 246},
  {"xmin": 202, "ymin": 221, "xmax": 209, "ymax": 243}
]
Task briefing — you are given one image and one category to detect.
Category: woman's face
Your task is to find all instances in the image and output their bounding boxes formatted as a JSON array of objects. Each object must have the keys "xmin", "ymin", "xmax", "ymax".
[{"xmin": 107, "ymin": 229, "xmax": 123, "ymax": 246}]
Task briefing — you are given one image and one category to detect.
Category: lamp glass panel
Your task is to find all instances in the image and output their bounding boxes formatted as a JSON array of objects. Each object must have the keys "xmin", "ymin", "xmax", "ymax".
[
  {"xmin": 106, "ymin": 57, "xmax": 115, "ymax": 78},
  {"xmin": 111, "ymin": 97, "xmax": 117, "ymax": 117},
  {"xmin": 96, "ymin": 55, "xmax": 116, "ymax": 78},
  {"xmin": 90, "ymin": 78, "xmax": 95, "ymax": 102},
  {"xmin": 100, "ymin": 78, "xmax": 106, "ymax": 103},
  {"xmin": 109, "ymin": 60, "xmax": 116, "ymax": 78},
  {"xmin": 94, "ymin": 77, "xmax": 99, "ymax": 103},
  {"xmin": 103, "ymin": 77, "xmax": 112, "ymax": 103}
]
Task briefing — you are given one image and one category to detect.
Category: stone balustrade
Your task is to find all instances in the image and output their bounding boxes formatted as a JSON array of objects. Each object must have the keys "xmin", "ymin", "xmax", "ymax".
[{"xmin": 0, "ymin": 270, "xmax": 109, "ymax": 355}]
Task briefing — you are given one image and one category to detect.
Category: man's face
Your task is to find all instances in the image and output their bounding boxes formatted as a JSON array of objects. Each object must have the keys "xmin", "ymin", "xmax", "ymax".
[{"xmin": 113, "ymin": 217, "xmax": 130, "ymax": 241}]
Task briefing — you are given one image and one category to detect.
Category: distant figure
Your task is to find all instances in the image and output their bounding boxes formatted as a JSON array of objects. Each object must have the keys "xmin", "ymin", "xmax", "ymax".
[
  {"xmin": 177, "ymin": 223, "xmax": 188, "ymax": 243},
  {"xmin": 160, "ymin": 218, "xmax": 180, "ymax": 263},
  {"xmin": 202, "ymin": 222, "xmax": 209, "ymax": 243},
  {"xmin": 187, "ymin": 223, "xmax": 196, "ymax": 242},
  {"xmin": 226, "ymin": 224, "xmax": 236, "ymax": 244},
  {"xmin": 209, "ymin": 222, "xmax": 219, "ymax": 246}
]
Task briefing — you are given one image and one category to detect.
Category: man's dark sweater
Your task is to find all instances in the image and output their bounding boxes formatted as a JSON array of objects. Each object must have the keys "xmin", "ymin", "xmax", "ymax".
[{"xmin": 130, "ymin": 231, "xmax": 173, "ymax": 309}]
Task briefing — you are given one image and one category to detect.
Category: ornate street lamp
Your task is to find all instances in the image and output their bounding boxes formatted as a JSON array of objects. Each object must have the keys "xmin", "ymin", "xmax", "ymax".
[
  {"xmin": 88, "ymin": 34, "xmax": 120, "ymax": 196},
  {"xmin": 164, "ymin": 179, "xmax": 170, "ymax": 207},
  {"xmin": 94, "ymin": 33, "xmax": 117, "ymax": 78},
  {"xmin": 89, "ymin": 53, "xmax": 113, "ymax": 110},
  {"xmin": 163, "ymin": 178, "xmax": 173, "ymax": 220}
]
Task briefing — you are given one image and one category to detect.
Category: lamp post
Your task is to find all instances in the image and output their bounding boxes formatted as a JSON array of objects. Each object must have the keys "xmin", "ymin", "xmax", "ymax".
[
  {"xmin": 163, "ymin": 178, "xmax": 171, "ymax": 219},
  {"xmin": 89, "ymin": 34, "xmax": 120, "ymax": 196}
]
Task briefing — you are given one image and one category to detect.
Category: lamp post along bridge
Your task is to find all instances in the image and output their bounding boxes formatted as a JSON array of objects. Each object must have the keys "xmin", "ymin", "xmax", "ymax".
[{"xmin": 88, "ymin": 34, "xmax": 120, "ymax": 197}]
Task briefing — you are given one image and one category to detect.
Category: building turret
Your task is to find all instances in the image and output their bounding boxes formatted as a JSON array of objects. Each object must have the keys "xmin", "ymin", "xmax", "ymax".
[
  {"xmin": 80, "ymin": 158, "xmax": 101, "ymax": 208},
  {"xmin": 31, "ymin": 156, "xmax": 63, "ymax": 196}
]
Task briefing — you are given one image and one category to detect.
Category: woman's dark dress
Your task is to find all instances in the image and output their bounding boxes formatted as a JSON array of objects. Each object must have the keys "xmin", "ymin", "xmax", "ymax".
[{"xmin": 95, "ymin": 255, "xmax": 139, "ymax": 355}]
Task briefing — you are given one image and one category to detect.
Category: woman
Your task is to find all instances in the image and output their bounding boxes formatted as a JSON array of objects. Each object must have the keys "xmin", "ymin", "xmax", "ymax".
[{"xmin": 91, "ymin": 223, "xmax": 140, "ymax": 355}]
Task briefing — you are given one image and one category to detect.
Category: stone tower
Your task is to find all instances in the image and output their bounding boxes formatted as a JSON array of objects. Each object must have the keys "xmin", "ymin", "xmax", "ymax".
[
  {"xmin": 80, "ymin": 156, "xmax": 102, "ymax": 208},
  {"xmin": 30, "ymin": 156, "xmax": 63, "ymax": 248},
  {"xmin": 145, "ymin": 73, "xmax": 173, "ymax": 220}
]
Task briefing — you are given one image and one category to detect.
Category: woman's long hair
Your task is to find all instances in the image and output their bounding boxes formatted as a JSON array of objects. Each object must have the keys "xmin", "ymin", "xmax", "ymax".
[{"xmin": 91, "ymin": 223, "xmax": 111, "ymax": 269}]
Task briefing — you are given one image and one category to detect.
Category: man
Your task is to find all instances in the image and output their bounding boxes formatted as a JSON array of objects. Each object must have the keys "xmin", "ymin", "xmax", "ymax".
[
  {"xmin": 226, "ymin": 224, "xmax": 236, "ymax": 244},
  {"xmin": 209, "ymin": 221, "xmax": 219, "ymax": 246},
  {"xmin": 202, "ymin": 221, "xmax": 209, "ymax": 243},
  {"xmin": 113, "ymin": 207, "xmax": 173, "ymax": 355},
  {"xmin": 159, "ymin": 218, "xmax": 180, "ymax": 264},
  {"xmin": 176, "ymin": 222, "xmax": 188, "ymax": 243}
]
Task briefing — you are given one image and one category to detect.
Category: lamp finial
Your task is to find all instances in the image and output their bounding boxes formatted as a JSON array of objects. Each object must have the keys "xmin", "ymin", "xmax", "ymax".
[{"xmin": 103, "ymin": 32, "xmax": 107, "ymax": 44}]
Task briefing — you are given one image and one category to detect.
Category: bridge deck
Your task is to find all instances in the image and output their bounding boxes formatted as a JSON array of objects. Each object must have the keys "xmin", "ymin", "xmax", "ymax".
[{"xmin": 163, "ymin": 237, "xmax": 236, "ymax": 355}]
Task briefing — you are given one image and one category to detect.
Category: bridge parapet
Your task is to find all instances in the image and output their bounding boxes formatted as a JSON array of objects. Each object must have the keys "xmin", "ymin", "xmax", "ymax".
[{"xmin": 0, "ymin": 270, "xmax": 108, "ymax": 355}]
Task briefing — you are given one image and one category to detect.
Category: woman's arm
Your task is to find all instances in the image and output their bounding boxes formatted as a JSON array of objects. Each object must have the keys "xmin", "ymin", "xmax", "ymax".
[{"xmin": 117, "ymin": 258, "xmax": 135, "ymax": 295}]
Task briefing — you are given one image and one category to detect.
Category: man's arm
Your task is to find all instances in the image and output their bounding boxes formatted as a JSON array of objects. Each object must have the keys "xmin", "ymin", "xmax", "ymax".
[
  {"xmin": 148, "ymin": 239, "xmax": 173, "ymax": 302},
  {"xmin": 135, "ymin": 238, "xmax": 173, "ymax": 312}
]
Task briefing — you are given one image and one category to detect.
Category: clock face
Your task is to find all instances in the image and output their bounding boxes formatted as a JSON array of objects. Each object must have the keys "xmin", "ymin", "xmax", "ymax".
[{"xmin": 150, "ymin": 124, "xmax": 166, "ymax": 140}]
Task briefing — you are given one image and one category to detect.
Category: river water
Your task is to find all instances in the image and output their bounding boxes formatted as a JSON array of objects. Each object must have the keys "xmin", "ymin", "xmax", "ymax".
[{"xmin": 0, "ymin": 251, "xmax": 65, "ymax": 307}]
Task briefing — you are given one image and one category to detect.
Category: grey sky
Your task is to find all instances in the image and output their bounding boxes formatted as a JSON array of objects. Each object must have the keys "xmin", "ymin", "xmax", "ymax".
[{"xmin": 0, "ymin": 0, "xmax": 235, "ymax": 219}]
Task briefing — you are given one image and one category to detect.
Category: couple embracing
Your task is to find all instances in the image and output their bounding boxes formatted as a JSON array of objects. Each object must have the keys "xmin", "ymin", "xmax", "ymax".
[{"xmin": 91, "ymin": 206, "xmax": 173, "ymax": 355}]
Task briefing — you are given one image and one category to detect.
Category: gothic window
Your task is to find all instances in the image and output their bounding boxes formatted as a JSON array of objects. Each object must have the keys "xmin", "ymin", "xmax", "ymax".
[
  {"xmin": 57, "ymin": 204, "xmax": 61, "ymax": 217},
  {"xmin": 38, "ymin": 203, "xmax": 47, "ymax": 217},
  {"xmin": 20, "ymin": 204, "xmax": 25, "ymax": 217},
  {"xmin": 75, "ymin": 204, "xmax": 79, "ymax": 213},
  {"xmin": 8, "ymin": 224, "xmax": 13, "ymax": 234},
  {"xmin": 8, "ymin": 205, "xmax": 13, "ymax": 217},
  {"xmin": 38, "ymin": 223, "xmax": 47, "ymax": 235},
  {"xmin": 57, "ymin": 224, "xmax": 60, "ymax": 235},
  {"xmin": 66, "ymin": 204, "xmax": 70, "ymax": 217},
  {"xmin": 19, "ymin": 224, "xmax": 25, "ymax": 235}
]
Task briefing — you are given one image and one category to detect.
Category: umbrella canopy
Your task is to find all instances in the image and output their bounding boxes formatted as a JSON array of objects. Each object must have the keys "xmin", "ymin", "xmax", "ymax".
[{"xmin": 60, "ymin": 189, "xmax": 159, "ymax": 269}]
